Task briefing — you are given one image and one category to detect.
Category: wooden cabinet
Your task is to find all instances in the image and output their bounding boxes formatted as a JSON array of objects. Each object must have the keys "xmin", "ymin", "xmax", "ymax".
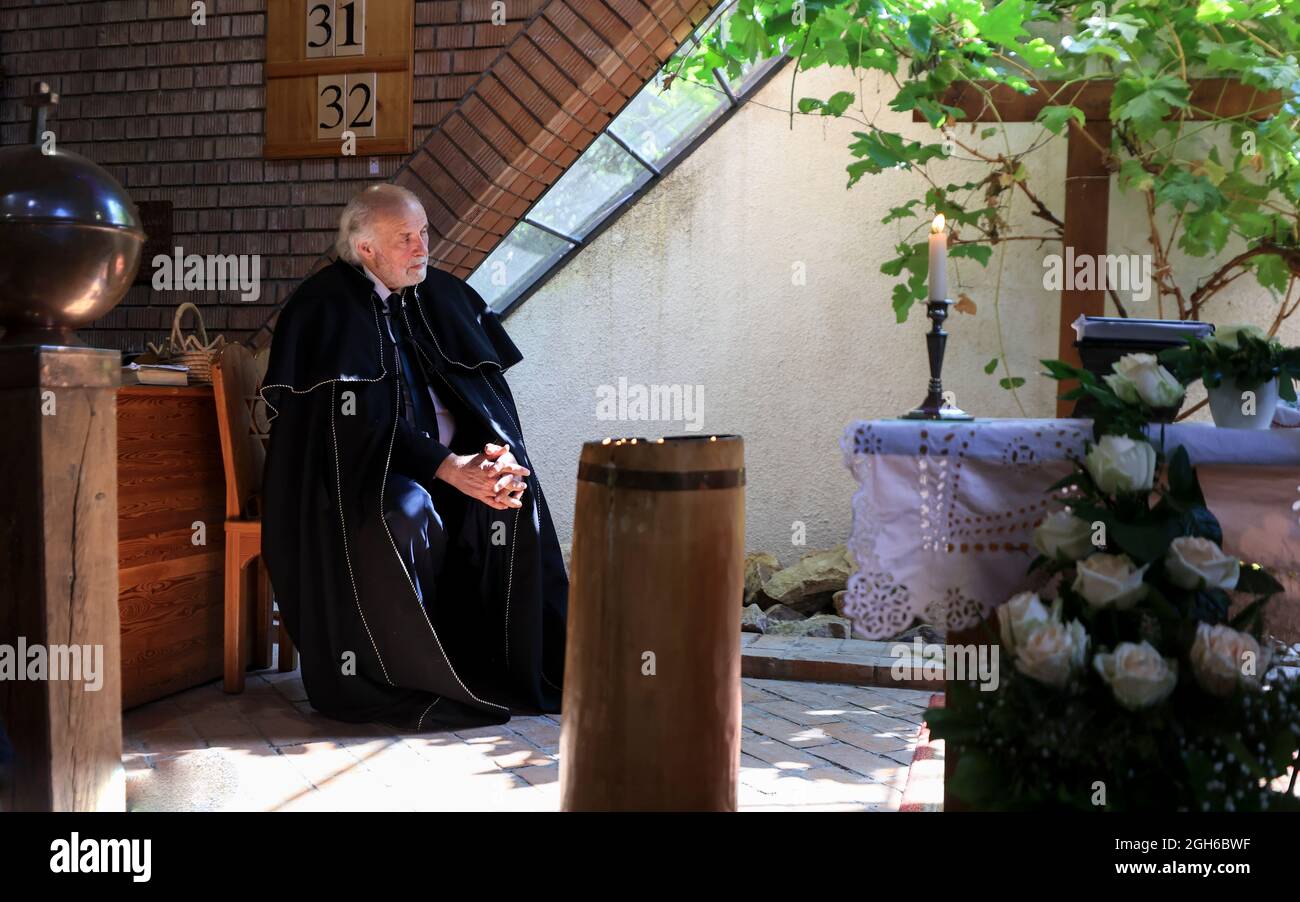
[{"xmin": 117, "ymin": 385, "xmax": 226, "ymax": 709}]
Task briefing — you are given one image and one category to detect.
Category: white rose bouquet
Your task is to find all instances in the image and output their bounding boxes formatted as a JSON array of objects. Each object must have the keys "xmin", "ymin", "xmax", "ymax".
[{"xmin": 925, "ymin": 360, "xmax": 1299, "ymax": 812}]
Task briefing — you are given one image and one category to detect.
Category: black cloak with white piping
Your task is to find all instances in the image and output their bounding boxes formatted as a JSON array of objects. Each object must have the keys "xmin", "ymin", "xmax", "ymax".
[{"xmin": 259, "ymin": 258, "xmax": 568, "ymax": 731}]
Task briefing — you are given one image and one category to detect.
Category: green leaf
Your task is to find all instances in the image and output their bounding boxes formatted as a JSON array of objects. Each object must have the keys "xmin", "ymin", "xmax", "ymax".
[
  {"xmin": 800, "ymin": 90, "xmax": 856, "ymax": 117},
  {"xmin": 846, "ymin": 130, "xmax": 949, "ymax": 185},
  {"xmin": 975, "ymin": 0, "xmax": 1029, "ymax": 49},
  {"xmin": 1192, "ymin": 156, "xmax": 1227, "ymax": 187},
  {"xmin": 999, "ymin": 376, "xmax": 1026, "ymax": 390},
  {"xmin": 1155, "ymin": 169, "xmax": 1223, "ymax": 213},
  {"xmin": 1165, "ymin": 446, "xmax": 1205, "ymax": 507},
  {"xmin": 1195, "ymin": 0, "xmax": 1234, "ymax": 23},
  {"xmin": 1036, "ymin": 104, "xmax": 1085, "ymax": 135},
  {"xmin": 1236, "ymin": 562, "xmax": 1284, "ymax": 597},
  {"xmin": 883, "ymin": 200, "xmax": 922, "ymax": 224},
  {"xmin": 1111, "ymin": 76, "xmax": 1191, "ymax": 129},
  {"xmin": 1118, "ymin": 159, "xmax": 1155, "ymax": 193},
  {"xmin": 892, "ymin": 283, "xmax": 916, "ymax": 323},
  {"xmin": 984, "ymin": 357, "xmax": 999, "ymax": 374},
  {"xmin": 906, "ymin": 14, "xmax": 932, "ymax": 55},
  {"xmin": 855, "ymin": 45, "xmax": 898, "ymax": 74},
  {"xmin": 848, "ymin": 132, "xmax": 907, "ymax": 179},
  {"xmin": 1040, "ymin": 358, "xmax": 1091, "ymax": 382},
  {"xmin": 881, "ymin": 240, "xmax": 925, "ymax": 278},
  {"xmin": 1177, "ymin": 209, "xmax": 1231, "ymax": 257},
  {"xmin": 845, "ymin": 159, "xmax": 875, "ymax": 188},
  {"xmin": 949, "ymin": 244, "xmax": 993, "ymax": 265},
  {"xmin": 1205, "ymin": 39, "xmax": 1258, "ymax": 73},
  {"xmin": 1254, "ymin": 253, "xmax": 1290, "ymax": 293},
  {"xmin": 1280, "ymin": 376, "xmax": 1297, "ymax": 404},
  {"xmin": 1227, "ymin": 207, "xmax": 1274, "ymax": 241}
]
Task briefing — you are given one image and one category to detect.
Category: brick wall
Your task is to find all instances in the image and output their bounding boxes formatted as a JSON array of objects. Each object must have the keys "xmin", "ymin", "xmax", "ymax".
[{"xmin": 0, "ymin": 0, "xmax": 542, "ymax": 353}]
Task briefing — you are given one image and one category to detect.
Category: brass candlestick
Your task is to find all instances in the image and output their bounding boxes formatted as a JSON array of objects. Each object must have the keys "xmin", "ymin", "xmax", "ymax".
[{"xmin": 903, "ymin": 297, "xmax": 973, "ymax": 420}]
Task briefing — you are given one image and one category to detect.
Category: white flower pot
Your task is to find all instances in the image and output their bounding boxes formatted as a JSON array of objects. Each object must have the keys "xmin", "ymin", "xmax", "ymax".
[{"xmin": 1206, "ymin": 376, "xmax": 1279, "ymax": 429}]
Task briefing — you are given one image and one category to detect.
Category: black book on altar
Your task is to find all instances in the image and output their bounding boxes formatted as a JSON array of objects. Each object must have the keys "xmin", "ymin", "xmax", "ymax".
[{"xmin": 1070, "ymin": 316, "xmax": 1212, "ymax": 419}]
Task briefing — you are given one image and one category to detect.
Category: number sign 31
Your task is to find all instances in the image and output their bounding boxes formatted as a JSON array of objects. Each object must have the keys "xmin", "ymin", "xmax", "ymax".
[{"xmin": 306, "ymin": 0, "xmax": 365, "ymax": 57}]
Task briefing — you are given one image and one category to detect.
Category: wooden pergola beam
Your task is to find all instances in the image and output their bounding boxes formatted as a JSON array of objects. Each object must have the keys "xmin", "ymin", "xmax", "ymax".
[{"xmin": 916, "ymin": 78, "xmax": 1281, "ymax": 125}]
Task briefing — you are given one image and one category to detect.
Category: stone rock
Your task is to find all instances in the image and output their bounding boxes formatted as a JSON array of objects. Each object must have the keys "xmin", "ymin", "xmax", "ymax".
[
  {"xmin": 743, "ymin": 551, "xmax": 781, "ymax": 605},
  {"xmin": 800, "ymin": 544, "xmax": 856, "ymax": 566},
  {"xmin": 798, "ymin": 591, "xmax": 838, "ymax": 616},
  {"xmin": 762, "ymin": 603, "xmax": 804, "ymax": 622},
  {"xmin": 742, "ymin": 604, "xmax": 769, "ymax": 634},
  {"xmin": 765, "ymin": 614, "xmax": 852, "ymax": 639},
  {"xmin": 760, "ymin": 545, "xmax": 853, "ymax": 614}
]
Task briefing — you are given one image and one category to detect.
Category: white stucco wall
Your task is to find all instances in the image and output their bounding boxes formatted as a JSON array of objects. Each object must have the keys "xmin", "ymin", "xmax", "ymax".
[{"xmin": 498, "ymin": 64, "xmax": 1299, "ymax": 565}]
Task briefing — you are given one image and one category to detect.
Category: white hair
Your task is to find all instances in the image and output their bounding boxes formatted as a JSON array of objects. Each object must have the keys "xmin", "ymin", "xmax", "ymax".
[{"xmin": 334, "ymin": 184, "xmax": 423, "ymax": 263}]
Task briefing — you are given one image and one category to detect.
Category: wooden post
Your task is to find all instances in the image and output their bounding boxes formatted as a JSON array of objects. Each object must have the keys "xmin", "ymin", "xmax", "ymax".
[
  {"xmin": 560, "ymin": 435, "xmax": 745, "ymax": 811},
  {"xmin": 0, "ymin": 345, "xmax": 124, "ymax": 812},
  {"xmin": 1058, "ymin": 119, "xmax": 1112, "ymax": 414}
]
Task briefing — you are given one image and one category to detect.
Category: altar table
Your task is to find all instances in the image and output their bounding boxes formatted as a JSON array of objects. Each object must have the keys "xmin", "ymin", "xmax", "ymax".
[{"xmin": 838, "ymin": 418, "xmax": 1300, "ymax": 640}]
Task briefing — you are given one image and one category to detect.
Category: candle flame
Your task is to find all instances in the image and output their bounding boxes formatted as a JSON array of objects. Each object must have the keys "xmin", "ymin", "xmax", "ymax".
[{"xmin": 931, "ymin": 213, "xmax": 946, "ymax": 234}]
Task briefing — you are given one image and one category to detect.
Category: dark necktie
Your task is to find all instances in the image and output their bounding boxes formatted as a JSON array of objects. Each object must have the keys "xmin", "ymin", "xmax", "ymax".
[{"xmin": 384, "ymin": 292, "xmax": 436, "ymax": 434}]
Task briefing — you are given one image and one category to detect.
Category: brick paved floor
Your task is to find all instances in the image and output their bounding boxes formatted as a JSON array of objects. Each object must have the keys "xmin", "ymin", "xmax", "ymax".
[{"xmin": 124, "ymin": 660, "xmax": 938, "ymax": 811}]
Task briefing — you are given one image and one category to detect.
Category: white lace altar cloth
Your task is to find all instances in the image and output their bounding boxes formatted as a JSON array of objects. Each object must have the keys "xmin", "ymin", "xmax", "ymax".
[{"xmin": 839, "ymin": 418, "xmax": 1300, "ymax": 640}]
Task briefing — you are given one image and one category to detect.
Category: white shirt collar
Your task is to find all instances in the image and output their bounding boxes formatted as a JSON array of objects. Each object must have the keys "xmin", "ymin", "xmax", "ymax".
[{"xmin": 360, "ymin": 264, "xmax": 399, "ymax": 305}]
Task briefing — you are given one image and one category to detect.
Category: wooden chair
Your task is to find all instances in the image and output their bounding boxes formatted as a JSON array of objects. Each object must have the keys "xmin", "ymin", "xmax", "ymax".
[{"xmin": 211, "ymin": 342, "xmax": 296, "ymax": 693}]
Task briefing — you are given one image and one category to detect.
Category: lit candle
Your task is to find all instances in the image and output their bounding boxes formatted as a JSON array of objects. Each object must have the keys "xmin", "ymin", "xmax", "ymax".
[{"xmin": 928, "ymin": 214, "xmax": 948, "ymax": 301}]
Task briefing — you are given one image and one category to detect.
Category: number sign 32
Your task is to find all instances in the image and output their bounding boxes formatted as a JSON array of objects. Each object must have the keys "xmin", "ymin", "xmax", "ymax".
[{"xmin": 317, "ymin": 73, "xmax": 377, "ymax": 139}]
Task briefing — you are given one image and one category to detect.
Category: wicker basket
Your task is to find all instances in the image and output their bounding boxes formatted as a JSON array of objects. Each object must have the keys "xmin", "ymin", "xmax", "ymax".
[{"xmin": 144, "ymin": 302, "xmax": 227, "ymax": 384}]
